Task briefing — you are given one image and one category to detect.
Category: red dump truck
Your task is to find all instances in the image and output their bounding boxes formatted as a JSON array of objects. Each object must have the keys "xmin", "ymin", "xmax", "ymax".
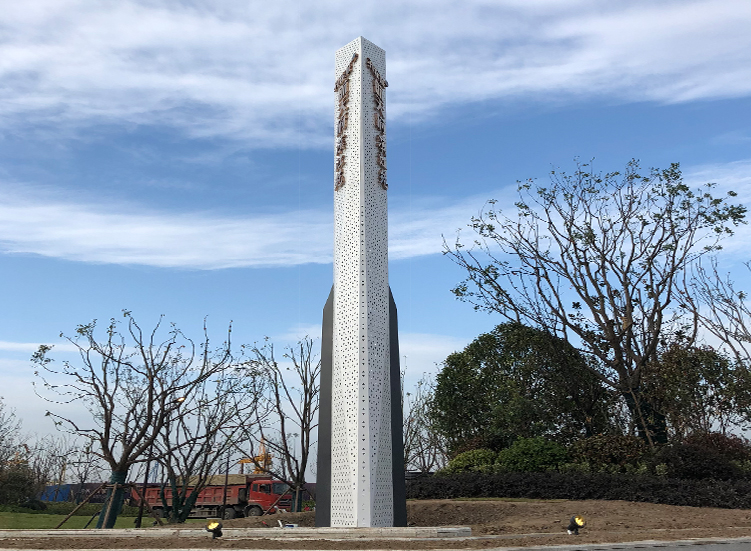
[{"xmin": 140, "ymin": 474, "xmax": 292, "ymax": 519}]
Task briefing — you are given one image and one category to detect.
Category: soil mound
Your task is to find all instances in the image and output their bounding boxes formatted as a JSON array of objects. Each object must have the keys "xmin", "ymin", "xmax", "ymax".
[{"xmin": 5, "ymin": 499, "xmax": 750, "ymax": 549}]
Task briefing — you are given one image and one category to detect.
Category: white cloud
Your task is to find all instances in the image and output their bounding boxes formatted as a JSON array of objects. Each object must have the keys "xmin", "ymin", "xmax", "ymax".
[
  {"xmin": 399, "ymin": 332, "xmax": 470, "ymax": 390},
  {"xmin": 400, "ymin": 332, "xmax": 468, "ymax": 370},
  {"xmin": 273, "ymin": 324, "xmax": 324, "ymax": 344},
  {"xmin": 0, "ymin": 184, "xmax": 332, "ymax": 268},
  {"xmin": 683, "ymin": 160, "xmax": 751, "ymax": 260},
  {"xmin": 1, "ymin": 0, "xmax": 750, "ymax": 145},
  {"xmin": 711, "ymin": 131, "xmax": 751, "ymax": 146},
  {"xmin": 0, "ymin": 341, "xmax": 78, "ymax": 353},
  {"xmin": 3, "ymin": 157, "xmax": 750, "ymax": 269},
  {"xmin": 0, "ymin": 180, "xmax": 495, "ymax": 268},
  {"xmin": 0, "ymin": 357, "xmax": 91, "ymax": 436},
  {"xmin": 685, "ymin": 159, "xmax": 751, "ymax": 196}
]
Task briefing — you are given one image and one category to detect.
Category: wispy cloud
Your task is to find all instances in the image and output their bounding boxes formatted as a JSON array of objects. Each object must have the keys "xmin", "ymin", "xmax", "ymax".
[
  {"xmin": 0, "ymin": 183, "xmax": 331, "ymax": 268},
  {"xmin": 400, "ymin": 332, "xmax": 468, "ymax": 369},
  {"xmin": 0, "ymin": 180, "xmax": 492, "ymax": 268},
  {"xmin": 399, "ymin": 332, "xmax": 471, "ymax": 390},
  {"xmin": 2, "ymin": 158, "xmax": 750, "ymax": 269},
  {"xmin": 0, "ymin": 357, "xmax": 90, "ymax": 435},
  {"xmin": 683, "ymin": 160, "xmax": 751, "ymax": 259},
  {"xmin": 1, "ymin": 1, "xmax": 750, "ymax": 145},
  {"xmin": 685, "ymin": 159, "xmax": 751, "ymax": 195},
  {"xmin": 273, "ymin": 325, "xmax": 325, "ymax": 344},
  {"xmin": 0, "ymin": 341, "xmax": 78, "ymax": 353}
]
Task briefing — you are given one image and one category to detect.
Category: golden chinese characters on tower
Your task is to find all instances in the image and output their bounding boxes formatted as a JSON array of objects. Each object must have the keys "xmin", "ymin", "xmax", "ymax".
[
  {"xmin": 334, "ymin": 53, "xmax": 358, "ymax": 191},
  {"xmin": 367, "ymin": 58, "xmax": 388, "ymax": 190}
]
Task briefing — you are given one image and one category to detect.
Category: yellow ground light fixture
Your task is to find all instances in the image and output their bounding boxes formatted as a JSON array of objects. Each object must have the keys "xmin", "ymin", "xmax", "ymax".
[
  {"xmin": 567, "ymin": 515, "xmax": 585, "ymax": 535},
  {"xmin": 205, "ymin": 520, "xmax": 223, "ymax": 538}
]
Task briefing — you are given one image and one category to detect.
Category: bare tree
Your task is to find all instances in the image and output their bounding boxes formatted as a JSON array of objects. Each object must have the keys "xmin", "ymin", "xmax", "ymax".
[
  {"xmin": 445, "ymin": 160, "xmax": 745, "ymax": 446},
  {"xmin": 25, "ymin": 435, "xmax": 70, "ymax": 501},
  {"xmin": 403, "ymin": 374, "xmax": 447, "ymax": 473},
  {"xmin": 32, "ymin": 311, "xmax": 246, "ymax": 527},
  {"xmin": 65, "ymin": 440, "xmax": 107, "ymax": 503},
  {"xmin": 153, "ymin": 359, "xmax": 265, "ymax": 523},
  {"xmin": 0, "ymin": 400, "xmax": 68, "ymax": 505},
  {"xmin": 236, "ymin": 337, "xmax": 320, "ymax": 512},
  {"xmin": 0, "ymin": 407, "xmax": 32, "ymax": 506},
  {"xmin": 687, "ymin": 259, "xmax": 751, "ymax": 364},
  {"xmin": 680, "ymin": 259, "xmax": 751, "ymax": 424},
  {"xmin": 0, "ymin": 400, "xmax": 22, "ymax": 467}
]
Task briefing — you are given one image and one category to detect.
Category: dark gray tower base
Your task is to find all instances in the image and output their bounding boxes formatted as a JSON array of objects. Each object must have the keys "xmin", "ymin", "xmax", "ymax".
[{"xmin": 315, "ymin": 285, "xmax": 407, "ymax": 527}]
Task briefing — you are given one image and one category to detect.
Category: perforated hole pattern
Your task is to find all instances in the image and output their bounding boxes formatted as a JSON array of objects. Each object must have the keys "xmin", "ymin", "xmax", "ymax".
[{"xmin": 331, "ymin": 37, "xmax": 393, "ymax": 528}]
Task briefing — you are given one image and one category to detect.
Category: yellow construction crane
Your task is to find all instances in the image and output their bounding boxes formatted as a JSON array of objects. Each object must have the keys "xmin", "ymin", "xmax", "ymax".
[{"xmin": 238, "ymin": 440, "xmax": 272, "ymax": 474}]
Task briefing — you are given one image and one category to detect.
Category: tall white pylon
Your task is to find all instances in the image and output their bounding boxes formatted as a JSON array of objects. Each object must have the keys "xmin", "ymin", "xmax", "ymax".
[{"xmin": 316, "ymin": 36, "xmax": 406, "ymax": 529}]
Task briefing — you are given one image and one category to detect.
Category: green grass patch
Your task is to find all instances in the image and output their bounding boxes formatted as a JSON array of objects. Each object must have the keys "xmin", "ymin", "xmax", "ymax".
[
  {"xmin": 0, "ymin": 503, "xmax": 140, "ymax": 517},
  {"xmin": 0, "ymin": 512, "xmax": 141, "ymax": 529}
]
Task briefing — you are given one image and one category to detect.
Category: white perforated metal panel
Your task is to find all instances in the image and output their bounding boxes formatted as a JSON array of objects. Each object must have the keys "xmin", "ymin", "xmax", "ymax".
[{"xmin": 331, "ymin": 36, "xmax": 393, "ymax": 528}]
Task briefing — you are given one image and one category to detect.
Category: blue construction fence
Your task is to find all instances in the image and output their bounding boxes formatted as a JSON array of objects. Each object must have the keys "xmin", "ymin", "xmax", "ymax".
[{"xmin": 39, "ymin": 483, "xmax": 112, "ymax": 503}]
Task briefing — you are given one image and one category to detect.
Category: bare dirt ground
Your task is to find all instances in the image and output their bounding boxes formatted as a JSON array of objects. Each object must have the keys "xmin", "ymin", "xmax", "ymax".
[{"xmin": 3, "ymin": 499, "xmax": 751, "ymax": 549}]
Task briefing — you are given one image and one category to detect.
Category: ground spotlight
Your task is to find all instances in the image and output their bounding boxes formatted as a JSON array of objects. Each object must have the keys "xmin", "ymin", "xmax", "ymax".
[
  {"xmin": 567, "ymin": 515, "xmax": 585, "ymax": 535},
  {"xmin": 206, "ymin": 519, "xmax": 223, "ymax": 539}
]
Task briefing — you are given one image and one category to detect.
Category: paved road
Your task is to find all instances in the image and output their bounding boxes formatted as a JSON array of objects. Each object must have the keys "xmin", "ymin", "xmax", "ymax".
[
  {"xmin": 15, "ymin": 542, "xmax": 751, "ymax": 551},
  {"xmin": 504, "ymin": 539, "xmax": 751, "ymax": 551},
  {"xmin": 6, "ymin": 533, "xmax": 750, "ymax": 551}
]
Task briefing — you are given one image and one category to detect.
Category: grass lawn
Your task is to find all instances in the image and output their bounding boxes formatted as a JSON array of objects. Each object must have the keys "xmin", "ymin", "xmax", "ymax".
[{"xmin": 0, "ymin": 512, "xmax": 141, "ymax": 529}]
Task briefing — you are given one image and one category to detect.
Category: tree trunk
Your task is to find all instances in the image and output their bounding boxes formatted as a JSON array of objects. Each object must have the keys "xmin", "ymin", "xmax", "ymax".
[
  {"xmin": 96, "ymin": 470, "xmax": 128, "ymax": 528},
  {"xmin": 623, "ymin": 388, "xmax": 668, "ymax": 446},
  {"xmin": 292, "ymin": 485, "xmax": 303, "ymax": 512},
  {"xmin": 177, "ymin": 491, "xmax": 199, "ymax": 523},
  {"xmin": 166, "ymin": 477, "xmax": 189, "ymax": 524}
]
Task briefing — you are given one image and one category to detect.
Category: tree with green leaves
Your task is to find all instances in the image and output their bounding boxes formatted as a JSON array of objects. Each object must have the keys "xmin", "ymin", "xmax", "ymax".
[
  {"xmin": 643, "ymin": 344, "xmax": 751, "ymax": 439},
  {"xmin": 445, "ymin": 160, "xmax": 745, "ymax": 446},
  {"xmin": 431, "ymin": 322, "xmax": 614, "ymax": 455}
]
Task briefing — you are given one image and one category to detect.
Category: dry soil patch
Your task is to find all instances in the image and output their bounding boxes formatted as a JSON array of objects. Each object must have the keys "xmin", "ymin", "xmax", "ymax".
[{"xmin": 2, "ymin": 499, "xmax": 751, "ymax": 549}]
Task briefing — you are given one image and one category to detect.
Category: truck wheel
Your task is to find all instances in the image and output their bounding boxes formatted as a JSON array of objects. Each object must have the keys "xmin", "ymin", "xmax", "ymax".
[
  {"xmin": 246, "ymin": 506, "xmax": 263, "ymax": 517},
  {"xmin": 223, "ymin": 507, "xmax": 237, "ymax": 520}
]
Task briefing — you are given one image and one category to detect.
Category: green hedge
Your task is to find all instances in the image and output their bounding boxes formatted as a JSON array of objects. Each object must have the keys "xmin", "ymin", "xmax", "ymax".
[
  {"xmin": 440, "ymin": 438, "xmax": 570, "ymax": 475},
  {"xmin": 440, "ymin": 449, "xmax": 498, "ymax": 474},
  {"xmin": 406, "ymin": 472, "xmax": 751, "ymax": 509},
  {"xmin": 497, "ymin": 437, "xmax": 568, "ymax": 472}
]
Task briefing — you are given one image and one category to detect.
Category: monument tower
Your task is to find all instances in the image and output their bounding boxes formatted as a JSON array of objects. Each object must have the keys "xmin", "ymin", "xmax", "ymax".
[{"xmin": 316, "ymin": 37, "xmax": 407, "ymax": 528}]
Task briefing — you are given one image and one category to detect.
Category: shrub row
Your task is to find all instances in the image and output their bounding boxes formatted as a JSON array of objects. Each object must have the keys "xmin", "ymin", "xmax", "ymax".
[
  {"xmin": 406, "ymin": 472, "xmax": 751, "ymax": 509},
  {"xmin": 440, "ymin": 438, "xmax": 571, "ymax": 475},
  {"xmin": 440, "ymin": 434, "xmax": 751, "ymax": 480}
]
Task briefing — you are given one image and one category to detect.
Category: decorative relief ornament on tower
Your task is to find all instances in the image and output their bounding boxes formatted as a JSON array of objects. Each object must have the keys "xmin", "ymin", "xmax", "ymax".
[
  {"xmin": 316, "ymin": 37, "xmax": 407, "ymax": 529},
  {"xmin": 334, "ymin": 53, "xmax": 358, "ymax": 191},
  {"xmin": 367, "ymin": 58, "xmax": 388, "ymax": 190}
]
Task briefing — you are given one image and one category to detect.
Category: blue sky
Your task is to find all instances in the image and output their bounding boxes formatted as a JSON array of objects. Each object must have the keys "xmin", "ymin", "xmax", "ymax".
[{"xmin": 1, "ymin": 0, "xmax": 751, "ymax": 436}]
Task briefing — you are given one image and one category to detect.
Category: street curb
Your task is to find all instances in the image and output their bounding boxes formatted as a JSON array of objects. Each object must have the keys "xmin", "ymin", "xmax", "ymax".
[
  {"xmin": 1, "ymin": 530, "xmax": 750, "ymax": 551},
  {"xmin": 478, "ymin": 536, "xmax": 751, "ymax": 551},
  {"xmin": 9, "ymin": 540, "xmax": 751, "ymax": 551},
  {"xmin": 0, "ymin": 526, "xmax": 472, "ymax": 539}
]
